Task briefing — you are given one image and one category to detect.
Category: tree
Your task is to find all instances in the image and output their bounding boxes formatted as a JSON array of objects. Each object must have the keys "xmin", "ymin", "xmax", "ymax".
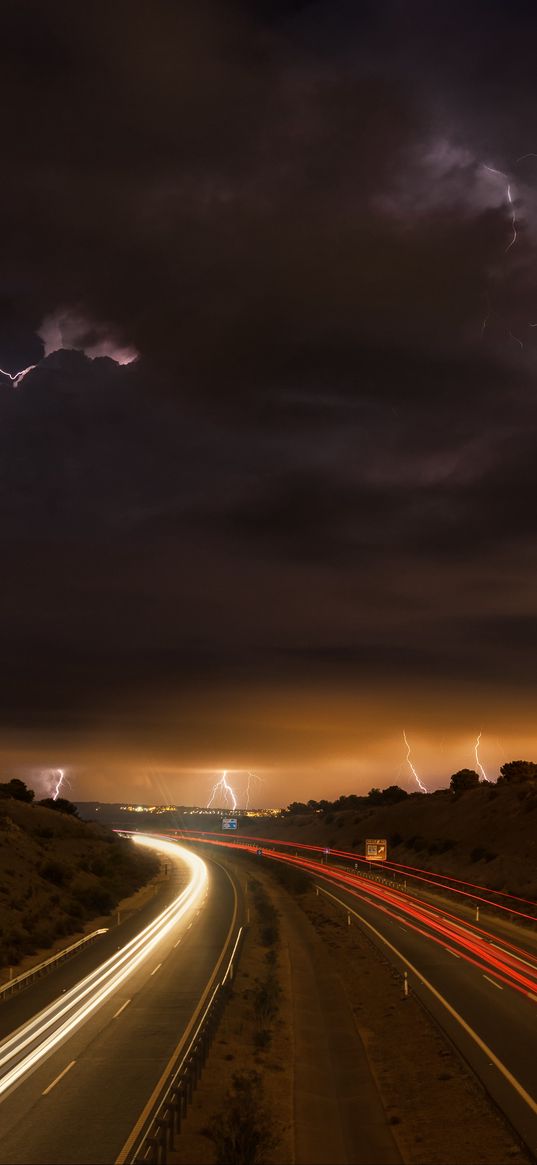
[
  {"xmin": 450, "ymin": 769, "xmax": 480, "ymax": 795},
  {"xmin": 367, "ymin": 785, "xmax": 408, "ymax": 805},
  {"xmin": 381, "ymin": 785, "xmax": 409, "ymax": 804},
  {"xmin": 0, "ymin": 779, "xmax": 34, "ymax": 802},
  {"xmin": 38, "ymin": 797, "xmax": 79, "ymax": 816},
  {"xmin": 498, "ymin": 760, "xmax": 537, "ymax": 784}
]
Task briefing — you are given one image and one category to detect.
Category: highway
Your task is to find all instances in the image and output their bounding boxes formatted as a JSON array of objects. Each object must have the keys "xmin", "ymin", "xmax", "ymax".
[
  {"xmin": 184, "ymin": 833, "xmax": 537, "ymax": 1158},
  {"xmin": 0, "ymin": 837, "xmax": 239, "ymax": 1164}
]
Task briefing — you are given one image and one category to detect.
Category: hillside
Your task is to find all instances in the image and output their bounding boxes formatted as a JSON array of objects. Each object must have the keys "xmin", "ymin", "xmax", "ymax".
[
  {"xmin": 0, "ymin": 797, "xmax": 159, "ymax": 970},
  {"xmin": 234, "ymin": 782, "xmax": 537, "ymax": 899},
  {"xmin": 75, "ymin": 779, "xmax": 537, "ymax": 901}
]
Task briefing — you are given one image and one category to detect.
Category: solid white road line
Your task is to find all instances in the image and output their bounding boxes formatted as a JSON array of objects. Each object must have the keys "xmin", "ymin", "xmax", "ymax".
[
  {"xmin": 317, "ymin": 883, "xmax": 537, "ymax": 1120},
  {"xmin": 42, "ymin": 1059, "xmax": 76, "ymax": 1095}
]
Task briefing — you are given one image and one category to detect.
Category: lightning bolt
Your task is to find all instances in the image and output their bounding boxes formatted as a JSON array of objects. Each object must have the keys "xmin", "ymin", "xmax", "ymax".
[
  {"xmin": 474, "ymin": 732, "xmax": 490, "ymax": 783},
  {"xmin": 0, "ymin": 364, "xmax": 36, "ymax": 387},
  {"xmin": 207, "ymin": 770, "xmax": 238, "ymax": 811},
  {"xmin": 1, "ymin": 307, "xmax": 138, "ymax": 392},
  {"xmin": 52, "ymin": 769, "xmax": 68, "ymax": 800},
  {"xmin": 402, "ymin": 730, "xmax": 428, "ymax": 793},
  {"xmin": 244, "ymin": 770, "xmax": 263, "ymax": 809},
  {"xmin": 483, "ymin": 165, "xmax": 517, "ymax": 253}
]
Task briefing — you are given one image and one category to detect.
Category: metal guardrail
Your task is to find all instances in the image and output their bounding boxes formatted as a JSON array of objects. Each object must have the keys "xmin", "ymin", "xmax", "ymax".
[
  {"xmin": 133, "ymin": 925, "xmax": 245, "ymax": 1165},
  {"xmin": 0, "ymin": 927, "xmax": 109, "ymax": 1001}
]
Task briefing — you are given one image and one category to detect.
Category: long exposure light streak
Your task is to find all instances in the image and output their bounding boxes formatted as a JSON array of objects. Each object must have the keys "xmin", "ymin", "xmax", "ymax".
[
  {"xmin": 0, "ymin": 837, "xmax": 207, "ymax": 1098},
  {"xmin": 402, "ymin": 730, "xmax": 428, "ymax": 792},
  {"xmin": 184, "ymin": 832, "xmax": 537, "ymax": 1000},
  {"xmin": 178, "ymin": 828, "xmax": 537, "ymax": 914}
]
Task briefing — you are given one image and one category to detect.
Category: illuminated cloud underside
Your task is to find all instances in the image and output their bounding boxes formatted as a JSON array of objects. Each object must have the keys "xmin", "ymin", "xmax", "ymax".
[{"xmin": 0, "ymin": 308, "xmax": 138, "ymax": 386}]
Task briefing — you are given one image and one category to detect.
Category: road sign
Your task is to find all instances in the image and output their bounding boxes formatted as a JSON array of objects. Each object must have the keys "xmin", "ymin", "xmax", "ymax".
[
  {"xmin": 222, "ymin": 817, "xmax": 238, "ymax": 831},
  {"xmin": 365, "ymin": 838, "xmax": 387, "ymax": 861}
]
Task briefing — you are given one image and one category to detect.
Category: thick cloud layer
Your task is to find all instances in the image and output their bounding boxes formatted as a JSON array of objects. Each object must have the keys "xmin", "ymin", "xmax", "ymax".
[{"xmin": 1, "ymin": 1, "xmax": 537, "ymax": 800}]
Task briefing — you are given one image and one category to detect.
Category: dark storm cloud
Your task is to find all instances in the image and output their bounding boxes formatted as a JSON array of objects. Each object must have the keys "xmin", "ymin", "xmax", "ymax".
[{"xmin": 2, "ymin": 0, "xmax": 537, "ymax": 770}]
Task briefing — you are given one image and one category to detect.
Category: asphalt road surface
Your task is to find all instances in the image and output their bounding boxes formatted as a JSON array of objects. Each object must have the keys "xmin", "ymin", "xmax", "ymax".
[
  {"xmin": 186, "ymin": 835, "xmax": 537, "ymax": 1159},
  {"xmin": 0, "ymin": 843, "xmax": 238, "ymax": 1164}
]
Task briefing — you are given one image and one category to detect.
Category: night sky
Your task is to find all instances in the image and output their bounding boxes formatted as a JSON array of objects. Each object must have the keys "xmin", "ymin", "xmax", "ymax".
[{"xmin": 2, "ymin": 1, "xmax": 537, "ymax": 806}]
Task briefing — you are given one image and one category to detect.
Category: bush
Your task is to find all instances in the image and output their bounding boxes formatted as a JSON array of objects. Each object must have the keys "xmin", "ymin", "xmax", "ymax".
[
  {"xmin": 270, "ymin": 863, "xmax": 309, "ymax": 896},
  {"xmin": 470, "ymin": 846, "xmax": 497, "ymax": 863},
  {"xmin": 40, "ymin": 860, "xmax": 71, "ymax": 886},
  {"xmin": 203, "ymin": 1071, "xmax": 277, "ymax": 1165},
  {"xmin": 260, "ymin": 923, "xmax": 278, "ymax": 947},
  {"xmin": 253, "ymin": 973, "xmax": 281, "ymax": 1025},
  {"xmin": 253, "ymin": 1028, "xmax": 272, "ymax": 1050},
  {"xmin": 73, "ymin": 884, "xmax": 114, "ymax": 914}
]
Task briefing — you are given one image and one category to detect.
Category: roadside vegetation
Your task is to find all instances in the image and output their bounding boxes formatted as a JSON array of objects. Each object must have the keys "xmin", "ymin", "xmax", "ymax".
[{"xmin": 0, "ymin": 784, "xmax": 159, "ymax": 970}]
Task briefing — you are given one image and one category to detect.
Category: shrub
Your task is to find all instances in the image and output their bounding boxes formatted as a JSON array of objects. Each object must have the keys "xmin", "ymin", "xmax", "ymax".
[
  {"xmin": 253, "ymin": 1028, "xmax": 272, "ymax": 1050},
  {"xmin": 253, "ymin": 974, "xmax": 281, "ymax": 1025},
  {"xmin": 470, "ymin": 846, "xmax": 497, "ymax": 863},
  {"xmin": 40, "ymin": 860, "xmax": 71, "ymax": 886},
  {"xmin": 203, "ymin": 1072, "xmax": 277, "ymax": 1165}
]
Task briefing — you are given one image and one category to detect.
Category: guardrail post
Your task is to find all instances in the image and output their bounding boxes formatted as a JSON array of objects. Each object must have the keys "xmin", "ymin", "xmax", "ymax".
[
  {"xmin": 155, "ymin": 1119, "xmax": 167, "ymax": 1163},
  {"xmin": 181, "ymin": 1080, "xmax": 188, "ymax": 1118},
  {"xmin": 172, "ymin": 1089, "xmax": 182, "ymax": 1135}
]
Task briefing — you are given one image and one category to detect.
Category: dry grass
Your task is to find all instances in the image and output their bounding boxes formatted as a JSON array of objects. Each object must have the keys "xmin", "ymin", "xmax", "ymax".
[
  {"xmin": 170, "ymin": 866, "xmax": 294, "ymax": 1164},
  {"xmin": 0, "ymin": 798, "xmax": 158, "ymax": 976}
]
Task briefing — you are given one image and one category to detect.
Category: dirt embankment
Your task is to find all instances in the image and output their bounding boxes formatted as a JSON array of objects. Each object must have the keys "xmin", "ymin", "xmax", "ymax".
[
  {"xmin": 0, "ymin": 798, "xmax": 159, "ymax": 974},
  {"xmin": 226, "ymin": 780, "xmax": 537, "ymax": 900}
]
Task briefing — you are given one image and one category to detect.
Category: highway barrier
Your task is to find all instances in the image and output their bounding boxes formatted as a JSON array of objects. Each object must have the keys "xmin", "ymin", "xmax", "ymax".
[
  {"xmin": 134, "ymin": 925, "xmax": 245, "ymax": 1164},
  {"xmin": 0, "ymin": 928, "xmax": 108, "ymax": 1002}
]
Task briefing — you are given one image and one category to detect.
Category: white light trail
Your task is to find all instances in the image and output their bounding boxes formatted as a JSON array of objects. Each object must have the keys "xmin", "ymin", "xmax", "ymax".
[
  {"xmin": 402, "ymin": 730, "xmax": 428, "ymax": 793},
  {"xmin": 0, "ymin": 837, "xmax": 207, "ymax": 1098},
  {"xmin": 474, "ymin": 732, "xmax": 490, "ymax": 783},
  {"xmin": 207, "ymin": 771, "xmax": 237, "ymax": 811}
]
